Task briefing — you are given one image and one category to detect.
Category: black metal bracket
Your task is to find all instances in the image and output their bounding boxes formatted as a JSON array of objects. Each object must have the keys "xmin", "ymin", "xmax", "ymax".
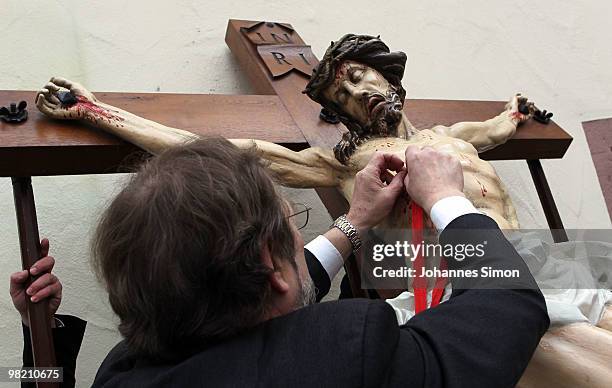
[
  {"xmin": 0, "ymin": 100, "xmax": 28, "ymax": 123},
  {"xmin": 534, "ymin": 109, "xmax": 554, "ymax": 124},
  {"xmin": 517, "ymin": 100, "xmax": 553, "ymax": 125}
]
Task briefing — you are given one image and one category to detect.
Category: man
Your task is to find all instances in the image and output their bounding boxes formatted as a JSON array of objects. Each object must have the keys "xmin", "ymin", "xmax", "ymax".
[{"xmin": 12, "ymin": 140, "xmax": 548, "ymax": 387}]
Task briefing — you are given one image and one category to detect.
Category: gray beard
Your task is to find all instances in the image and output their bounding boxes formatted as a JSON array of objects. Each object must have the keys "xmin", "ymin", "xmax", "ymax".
[{"xmin": 295, "ymin": 273, "xmax": 317, "ymax": 308}]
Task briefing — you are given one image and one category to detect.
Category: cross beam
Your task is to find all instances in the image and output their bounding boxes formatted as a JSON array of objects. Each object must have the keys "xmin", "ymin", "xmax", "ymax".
[{"xmin": 0, "ymin": 91, "xmax": 308, "ymax": 177}]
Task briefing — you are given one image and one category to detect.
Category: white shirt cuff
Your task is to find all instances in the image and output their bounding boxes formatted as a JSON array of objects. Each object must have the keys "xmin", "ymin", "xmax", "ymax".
[
  {"xmin": 429, "ymin": 196, "xmax": 481, "ymax": 232},
  {"xmin": 305, "ymin": 235, "xmax": 344, "ymax": 281}
]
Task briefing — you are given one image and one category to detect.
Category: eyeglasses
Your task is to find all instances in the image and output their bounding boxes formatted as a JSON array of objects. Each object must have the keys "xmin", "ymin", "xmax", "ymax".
[{"xmin": 287, "ymin": 202, "xmax": 312, "ymax": 230}]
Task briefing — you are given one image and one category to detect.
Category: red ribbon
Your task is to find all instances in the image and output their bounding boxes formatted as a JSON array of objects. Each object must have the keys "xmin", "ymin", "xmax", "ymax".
[
  {"xmin": 411, "ymin": 202, "xmax": 447, "ymax": 313},
  {"xmin": 411, "ymin": 203, "xmax": 427, "ymax": 313}
]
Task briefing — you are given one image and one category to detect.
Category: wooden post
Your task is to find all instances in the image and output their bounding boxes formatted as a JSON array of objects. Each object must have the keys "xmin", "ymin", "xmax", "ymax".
[
  {"xmin": 12, "ymin": 177, "xmax": 58, "ymax": 388},
  {"xmin": 526, "ymin": 160, "xmax": 569, "ymax": 242}
]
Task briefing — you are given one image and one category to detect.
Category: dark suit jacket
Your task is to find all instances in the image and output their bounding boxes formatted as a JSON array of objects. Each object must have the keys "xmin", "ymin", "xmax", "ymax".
[
  {"xmin": 25, "ymin": 214, "xmax": 550, "ymax": 387},
  {"xmin": 91, "ymin": 214, "xmax": 549, "ymax": 387}
]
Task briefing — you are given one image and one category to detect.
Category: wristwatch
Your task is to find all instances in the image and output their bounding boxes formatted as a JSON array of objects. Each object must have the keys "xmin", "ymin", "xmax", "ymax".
[{"xmin": 333, "ymin": 214, "xmax": 362, "ymax": 252}]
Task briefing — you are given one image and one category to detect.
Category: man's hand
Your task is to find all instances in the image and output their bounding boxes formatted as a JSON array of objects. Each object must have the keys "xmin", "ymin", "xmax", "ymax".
[
  {"xmin": 347, "ymin": 152, "xmax": 407, "ymax": 233},
  {"xmin": 403, "ymin": 146, "xmax": 464, "ymax": 214},
  {"xmin": 9, "ymin": 239, "xmax": 62, "ymax": 327}
]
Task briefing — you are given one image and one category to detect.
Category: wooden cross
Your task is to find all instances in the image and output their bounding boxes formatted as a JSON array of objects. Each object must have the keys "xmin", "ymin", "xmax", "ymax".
[{"xmin": 0, "ymin": 19, "xmax": 572, "ymax": 379}]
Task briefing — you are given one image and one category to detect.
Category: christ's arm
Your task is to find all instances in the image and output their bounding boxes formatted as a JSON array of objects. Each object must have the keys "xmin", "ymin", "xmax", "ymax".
[
  {"xmin": 36, "ymin": 77, "xmax": 349, "ymax": 188},
  {"xmin": 430, "ymin": 94, "xmax": 535, "ymax": 153}
]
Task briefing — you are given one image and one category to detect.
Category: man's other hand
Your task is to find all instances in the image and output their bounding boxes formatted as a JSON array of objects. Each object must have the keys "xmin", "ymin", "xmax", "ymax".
[
  {"xmin": 347, "ymin": 152, "xmax": 407, "ymax": 232},
  {"xmin": 9, "ymin": 238, "xmax": 62, "ymax": 327},
  {"xmin": 403, "ymin": 146, "xmax": 465, "ymax": 214}
]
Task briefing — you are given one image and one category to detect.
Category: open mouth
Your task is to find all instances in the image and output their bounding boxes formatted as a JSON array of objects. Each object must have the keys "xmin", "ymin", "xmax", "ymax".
[{"xmin": 367, "ymin": 95, "xmax": 386, "ymax": 117}]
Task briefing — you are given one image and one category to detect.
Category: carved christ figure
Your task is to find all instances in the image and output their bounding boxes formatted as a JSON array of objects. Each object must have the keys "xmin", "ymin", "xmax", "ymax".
[
  {"xmin": 36, "ymin": 34, "xmax": 611, "ymax": 386},
  {"xmin": 36, "ymin": 36, "xmax": 526, "ymax": 230}
]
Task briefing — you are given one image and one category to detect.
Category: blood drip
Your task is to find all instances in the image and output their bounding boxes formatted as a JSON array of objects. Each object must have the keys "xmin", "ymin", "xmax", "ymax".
[{"xmin": 75, "ymin": 96, "xmax": 124, "ymax": 122}]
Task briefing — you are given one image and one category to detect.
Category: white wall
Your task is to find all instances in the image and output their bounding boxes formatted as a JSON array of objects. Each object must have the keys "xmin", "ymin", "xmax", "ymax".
[{"xmin": 1, "ymin": 1, "xmax": 610, "ymax": 386}]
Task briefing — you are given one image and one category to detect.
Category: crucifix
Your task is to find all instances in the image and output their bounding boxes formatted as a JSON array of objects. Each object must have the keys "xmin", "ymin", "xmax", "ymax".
[{"xmin": 4, "ymin": 18, "xmax": 610, "ymax": 387}]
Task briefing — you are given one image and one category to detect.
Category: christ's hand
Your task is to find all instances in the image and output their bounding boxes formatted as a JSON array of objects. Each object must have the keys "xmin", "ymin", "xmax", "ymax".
[{"xmin": 36, "ymin": 77, "xmax": 98, "ymax": 121}]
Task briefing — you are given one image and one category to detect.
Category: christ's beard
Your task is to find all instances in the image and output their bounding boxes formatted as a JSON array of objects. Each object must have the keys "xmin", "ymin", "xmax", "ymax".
[
  {"xmin": 295, "ymin": 273, "xmax": 316, "ymax": 308},
  {"xmin": 367, "ymin": 90, "xmax": 403, "ymax": 137}
]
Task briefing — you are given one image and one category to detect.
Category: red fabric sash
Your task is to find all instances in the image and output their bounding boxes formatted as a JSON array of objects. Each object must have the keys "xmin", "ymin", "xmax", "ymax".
[{"xmin": 411, "ymin": 202, "xmax": 447, "ymax": 313}]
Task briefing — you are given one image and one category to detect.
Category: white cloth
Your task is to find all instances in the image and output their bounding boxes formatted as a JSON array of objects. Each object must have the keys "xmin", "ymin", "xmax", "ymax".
[
  {"xmin": 387, "ymin": 284, "xmax": 454, "ymax": 325},
  {"xmin": 508, "ymin": 231, "xmax": 612, "ymax": 326}
]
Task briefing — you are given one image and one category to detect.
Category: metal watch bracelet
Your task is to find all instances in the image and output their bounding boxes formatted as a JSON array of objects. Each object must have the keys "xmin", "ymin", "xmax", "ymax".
[{"xmin": 333, "ymin": 214, "xmax": 362, "ymax": 252}]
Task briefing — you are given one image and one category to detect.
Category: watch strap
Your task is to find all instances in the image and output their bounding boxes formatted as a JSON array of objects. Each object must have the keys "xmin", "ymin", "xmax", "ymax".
[{"xmin": 333, "ymin": 214, "xmax": 362, "ymax": 252}]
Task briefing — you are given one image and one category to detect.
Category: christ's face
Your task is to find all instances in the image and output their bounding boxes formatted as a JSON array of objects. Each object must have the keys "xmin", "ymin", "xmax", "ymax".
[{"xmin": 322, "ymin": 60, "xmax": 403, "ymax": 136}]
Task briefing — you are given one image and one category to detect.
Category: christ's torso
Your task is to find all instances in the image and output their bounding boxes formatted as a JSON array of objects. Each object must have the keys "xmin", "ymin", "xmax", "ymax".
[{"xmin": 340, "ymin": 129, "xmax": 519, "ymax": 230}]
